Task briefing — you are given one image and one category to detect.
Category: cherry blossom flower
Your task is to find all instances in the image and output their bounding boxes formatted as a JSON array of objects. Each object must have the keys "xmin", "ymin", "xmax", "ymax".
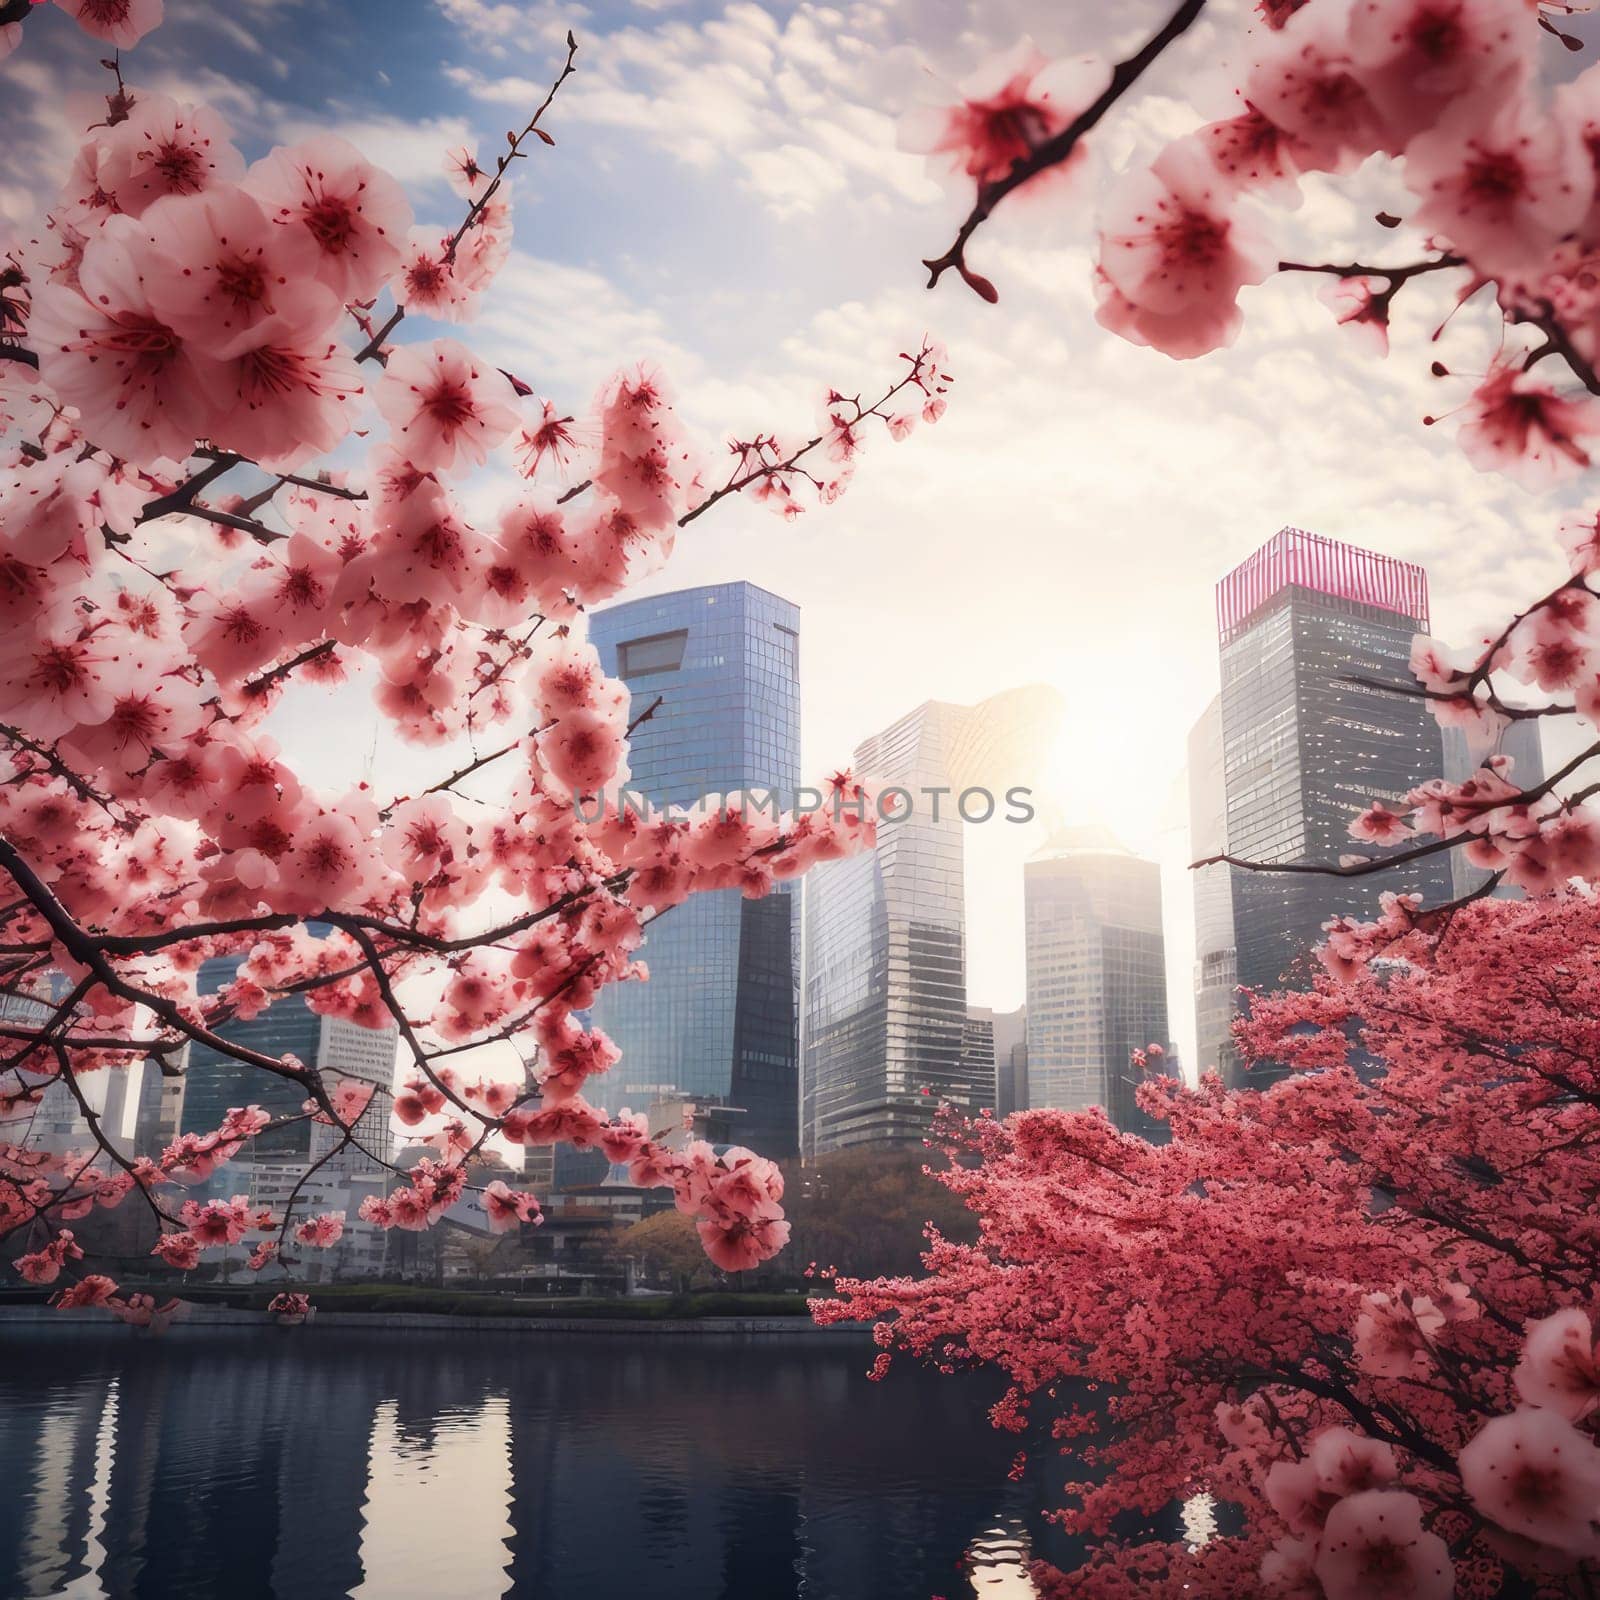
[
  {"xmin": 375, "ymin": 338, "xmax": 518, "ymax": 474},
  {"xmin": 1347, "ymin": 0, "xmax": 1534, "ymax": 147},
  {"xmin": 1403, "ymin": 93, "xmax": 1589, "ymax": 277},
  {"xmin": 150, "ymin": 1231, "xmax": 201, "ymax": 1269},
  {"xmin": 295, "ymin": 1212, "xmax": 345, "ymax": 1248},
  {"xmin": 1459, "ymin": 1408, "xmax": 1600, "ymax": 1555},
  {"xmin": 30, "ymin": 215, "xmax": 224, "ymax": 465},
  {"xmin": 1247, "ymin": 3, "xmax": 1392, "ymax": 173},
  {"xmin": 53, "ymin": 1273, "xmax": 120, "ymax": 1309},
  {"xmin": 1514, "ymin": 1309, "xmax": 1600, "ymax": 1420},
  {"xmin": 1313, "ymin": 1490, "xmax": 1454, "ymax": 1600},
  {"xmin": 1318, "ymin": 274, "xmax": 1391, "ymax": 355},
  {"xmin": 1454, "ymin": 360, "xmax": 1600, "ymax": 489},
  {"xmin": 242, "ymin": 135, "xmax": 413, "ymax": 303},
  {"xmin": 52, "ymin": 0, "xmax": 163, "ymax": 49},
  {"xmin": 97, "ymin": 93, "xmax": 243, "ymax": 217},
  {"xmin": 397, "ymin": 228, "xmax": 475, "ymax": 322},
  {"xmin": 900, "ymin": 40, "xmax": 1111, "ymax": 194},
  {"xmin": 482, "ymin": 1179, "xmax": 542, "ymax": 1233},
  {"xmin": 1349, "ymin": 801, "xmax": 1413, "ymax": 843},
  {"xmin": 1095, "ymin": 143, "xmax": 1275, "ymax": 359}
]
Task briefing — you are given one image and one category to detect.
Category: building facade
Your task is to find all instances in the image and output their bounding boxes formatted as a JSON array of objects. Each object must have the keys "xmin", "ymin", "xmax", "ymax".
[
  {"xmin": 308, "ymin": 1013, "xmax": 400, "ymax": 1176},
  {"xmin": 800, "ymin": 687, "xmax": 1059, "ymax": 1156},
  {"xmin": 1023, "ymin": 828, "xmax": 1173, "ymax": 1138},
  {"xmin": 966, "ymin": 1003, "xmax": 1028, "ymax": 1116},
  {"xmin": 1442, "ymin": 719, "xmax": 1545, "ymax": 901},
  {"xmin": 178, "ymin": 956, "xmax": 326, "ymax": 1158},
  {"xmin": 1218, "ymin": 528, "xmax": 1452, "ymax": 1009},
  {"xmin": 179, "ymin": 942, "xmax": 398, "ymax": 1165},
  {"xmin": 584, "ymin": 583, "xmax": 802, "ymax": 1158},
  {"xmin": 1187, "ymin": 696, "xmax": 1243, "ymax": 1087}
]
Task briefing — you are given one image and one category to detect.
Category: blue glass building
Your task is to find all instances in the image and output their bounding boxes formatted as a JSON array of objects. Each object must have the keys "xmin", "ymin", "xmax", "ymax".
[{"xmin": 584, "ymin": 583, "xmax": 802, "ymax": 1158}]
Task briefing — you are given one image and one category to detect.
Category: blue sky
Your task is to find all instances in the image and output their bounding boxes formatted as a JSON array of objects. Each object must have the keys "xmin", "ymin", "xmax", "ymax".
[{"xmin": 3, "ymin": 0, "xmax": 1588, "ymax": 1047}]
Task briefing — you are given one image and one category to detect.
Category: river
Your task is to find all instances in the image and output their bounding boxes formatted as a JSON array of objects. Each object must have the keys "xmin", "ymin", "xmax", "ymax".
[{"xmin": 0, "ymin": 1324, "xmax": 1044, "ymax": 1599}]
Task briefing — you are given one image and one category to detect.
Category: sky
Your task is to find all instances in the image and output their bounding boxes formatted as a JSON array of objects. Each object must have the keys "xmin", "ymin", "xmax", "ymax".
[{"xmin": 3, "ymin": 0, "xmax": 1592, "ymax": 1071}]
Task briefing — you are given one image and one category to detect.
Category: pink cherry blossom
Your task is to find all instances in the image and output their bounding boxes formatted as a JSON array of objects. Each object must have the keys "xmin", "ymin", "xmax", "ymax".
[
  {"xmin": 1347, "ymin": 0, "xmax": 1533, "ymax": 147},
  {"xmin": 375, "ymin": 338, "xmax": 518, "ymax": 474},
  {"xmin": 242, "ymin": 135, "xmax": 413, "ymax": 304},
  {"xmin": 1403, "ymin": 92, "xmax": 1589, "ymax": 277},
  {"xmin": 900, "ymin": 40, "xmax": 1111, "ymax": 193},
  {"xmin": 1515, "ymin": 1308, "xmax": 1600, "ymax": 1420},
  {"xmin": 294, "ymin": 1212, "xmax": 345, "ymax": 1248},
  {"xmin": 1454, "ymin": 360, "xmax": 1600, "ymax": 489},
  {"xmin": 1313, "ymin": 1490, "xmax": 1454, "ymax": 1600},
  {"xmin": 97, "ymin": 94, "xmax": 243, "ymax": 217},
  {"xmin": 30, "ymin": 216, "xmax": 223, "ymax": 465},
  {"xmin": 52, "ymin": 0, "xmax": 163, "ymax": 48},
  {"xmin": 482, "ymin": 1179, "xmax": 542, "ymax": 1233},
  {"xmin": 1459, "ymin": 1408, "xmax": 1600, "ymax": 1555},
  {"xmin": 1095, "ymin": 142, "xmax": 1275, "ymax": 359}
]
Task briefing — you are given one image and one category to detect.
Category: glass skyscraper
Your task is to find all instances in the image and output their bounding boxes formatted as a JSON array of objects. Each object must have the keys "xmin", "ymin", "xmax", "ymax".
[
  {"xmin": 176, "ymin": 926, "xmax": 397, "ymax": 1163},
  {"xmin": 1217, "ymin": 528, "xmax": 1452, "ymax": 1010},
  {"xmin": 1441, "ymin": 719, "xmax": 1544, "ymax": 902},
  {"xmin": 1023, "ymin": 828, "xmax": 1173, "ymax": 1139},
  {"xmin": 800, "ymin": 687, "xmax": 1059, "ymax": 1156},
  {"xmin": 1187, "ymin": 695, "xmax": 1242, "ymax": 1088},
  {"xmin": 179, "ymin": 955, "xmax": 326, "ymax": 1158},
  {"xmin": 584, "ymin": 582, "xmax": 802, "ymax": 1157}
]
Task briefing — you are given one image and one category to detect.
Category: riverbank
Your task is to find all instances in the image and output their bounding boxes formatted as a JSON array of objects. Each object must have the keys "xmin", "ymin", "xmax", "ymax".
[{"xmin": 0, "ymin": 1284, "xmax": 871, "ymax": 1336}]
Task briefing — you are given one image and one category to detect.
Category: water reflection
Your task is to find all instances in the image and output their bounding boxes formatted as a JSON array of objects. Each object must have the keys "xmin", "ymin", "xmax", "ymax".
[{"xmin": 0, "ymin": 1327, "xmax": 1041, "ymax": 1600}]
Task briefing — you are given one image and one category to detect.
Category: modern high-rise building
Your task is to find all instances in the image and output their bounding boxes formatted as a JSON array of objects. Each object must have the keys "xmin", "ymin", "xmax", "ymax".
[
  {"xmin": 308, "ymin": 1013, "xmax": 399, "ymax": 1175},
  {"xmin": 178, "ymin": 943, "xmax": 397, "ymax": 1164},
  {"xmin": 178, "ymin": 957, "xmax": 325, "ymax": 1158},
  {"xmin": 1187, "ymin": 696, "xmax": 1242, "ymax": 1087},
  {"xmin": 801, "ymin": 686, "xmax": 1060, "ymax": 1156},
  {"xmin": 1442, "ymin": 720, "xmax": 1545, "ymax": 902},
  {"xmin": 584, "ymin": 582, "xmax": 802, "ymax": 1158},
  {"xmin": 966, "ymin": 1003, "xmax": 1028, "ymax": 1116},
  {"xmin": 1023, "ymin": 828, "xmax": 1174, "ymax": 1139},
  {"xmin": 0, "ymin": 975, "xmax": 104, "ymax": 1154},
  {"xmin": 1217, "ymin": 528, "xmax": 1452, "ymax": 1007}
]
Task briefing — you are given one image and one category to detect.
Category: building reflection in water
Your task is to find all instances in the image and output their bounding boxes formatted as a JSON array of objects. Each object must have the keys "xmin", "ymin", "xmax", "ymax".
[{"xmin": 0, "ymin": 1328, "xmax": 1043, "ymax": 1600}]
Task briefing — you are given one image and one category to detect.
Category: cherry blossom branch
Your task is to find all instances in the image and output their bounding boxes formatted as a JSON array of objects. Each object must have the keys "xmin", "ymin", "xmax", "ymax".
[
  {"xmin": 354, "ymin": 32, "xmax": 579, "ymax": 364},
  {"xmin": 922, "ymin": 0, "xmax": 1208, "ymax": 298},
  {"xmin": 679, "ymin": 349, "xmax": 938, "ymax": 525}
]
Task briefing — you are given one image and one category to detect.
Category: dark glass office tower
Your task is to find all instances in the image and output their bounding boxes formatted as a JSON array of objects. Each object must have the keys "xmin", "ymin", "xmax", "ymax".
[
  {"xmin": 178, "ymin": 954, "xmax": 323, "ymax": 1158},
  {"xmin": 800, "ymin": 687, "xmax": 1060, "ymax": 1156},
  {"xmin": 1023, "ymin": 829, "xmax": 1174, "ymax": 1140},
  {"xmin": 1218, "ymin": 528, "xmax": 1451, "ymax": 1007},
  {"xmin": 585, "ymin": 583, "xmax": 802, "ymax": 1157}
]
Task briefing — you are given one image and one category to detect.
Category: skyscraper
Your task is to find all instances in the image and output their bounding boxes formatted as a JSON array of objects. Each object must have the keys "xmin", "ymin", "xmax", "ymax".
[
  {"xmin": 308, "ymin": 1013, "xmax": 399, "ymax": 1175},
  {"xmin": 966, "ymin": 1003, "xmax": 1028, "ymax": 1116},
  {"xmin": 1442, "ymin": 720, "xmax": 1545, "ymax": 901},
  {"xmin": 1023, "ymin": 828, "xmax": 1173, "ymax": 1139},
  {"xmin": 179, "ymin": 955, "xmax": 324, "ymax": 1158},
  {"xmin": 584, "ymin": 582, "xmax": 802, "ymax": 1158},
  {"xmin": 176, "ymin": 941, "xmax": 397, "ymax": 1164},
  {"xmin": 801, "ymin": 687, "xmax": 1059, "ymax": 1156},
  {"xmin": 1217, "ymin": 528, "xmax": 1451, "ymax": 1006},
  {"xmin": 1187, "ymin": 696, "xmax": 1242, "ymax": 1087}
]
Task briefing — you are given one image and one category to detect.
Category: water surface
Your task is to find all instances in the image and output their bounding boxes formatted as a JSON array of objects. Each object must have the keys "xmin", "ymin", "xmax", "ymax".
[{"xmin": 0, "ymin": 1325, "xmax": 1040, "ymax": 1599}]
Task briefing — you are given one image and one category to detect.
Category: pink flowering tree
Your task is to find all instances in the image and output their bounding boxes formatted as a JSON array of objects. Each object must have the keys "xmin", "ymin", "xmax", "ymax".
[
  {"xmin": 820, "ymin": 1, "xmax": 1600, "ymax": 1595},
  {"xmin": 0, "ymin": 4, "xmax": 953, "ymax": 1308}
]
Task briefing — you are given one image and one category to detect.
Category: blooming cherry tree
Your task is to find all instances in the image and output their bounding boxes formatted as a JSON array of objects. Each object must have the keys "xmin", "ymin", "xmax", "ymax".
[
  {"xmin": 0, "ymin": 9, "xmax": 952, "ymax": 1306},
  {"xmin": 819, "ymin": 1, "xmax": 1600, "ymax": 1594}
]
